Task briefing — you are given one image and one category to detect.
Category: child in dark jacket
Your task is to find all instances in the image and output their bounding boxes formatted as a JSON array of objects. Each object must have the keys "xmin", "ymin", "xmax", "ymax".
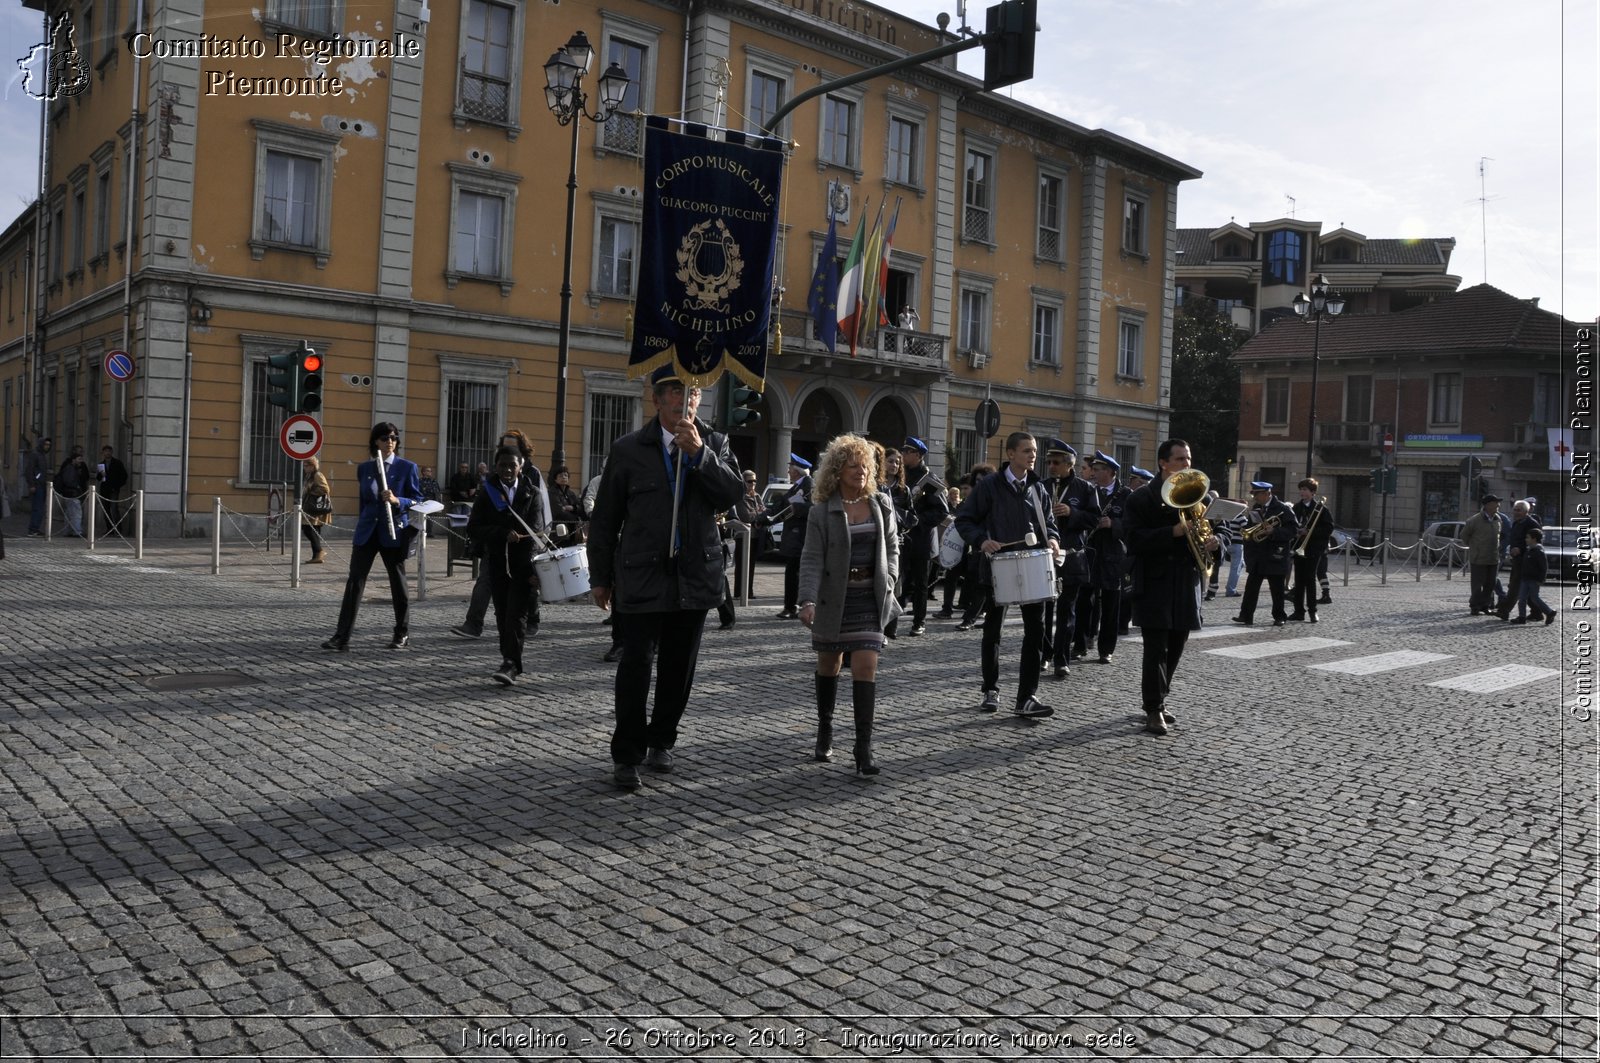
[
  {"xmin": 1512, "ymin": 527, "xmax": 1556, "ymax": 625},
  {"xmin": 467, "ymin": 446, "xmax": 544, "ymax": 683}
]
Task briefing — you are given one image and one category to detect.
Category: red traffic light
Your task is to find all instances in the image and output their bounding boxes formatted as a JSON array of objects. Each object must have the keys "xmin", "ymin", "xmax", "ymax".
[{"xmin": 301, "ymin": 352, "xmax": 323, "ymax": 372}]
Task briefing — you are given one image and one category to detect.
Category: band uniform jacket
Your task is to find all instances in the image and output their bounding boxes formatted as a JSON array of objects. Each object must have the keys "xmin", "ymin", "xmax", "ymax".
[
  {"xmin": 1044, "ymin": 473, "xmax": 1101, "ymax": 584},
  {"xmin": 776, "ymin": 475, "xmax": 813, "ymax": 560},
  {"xmin": 797, "ymin": 492, "xmax": 902, "ymax": 642},
  {"xmin": 903, "ymin": 463, "xmax": 952, "ymax": 557},
  {"xmin": 954, "ymin": 468, "xmax": 1060, "ymax": 586},
  {"xmin": 587, "ymin": 417, "xmax": 744, "ymax": 614},
  {"xmin": 467, "ymin": 474, "xmax": 544, "ymax": 584},
  {"xmin": 352, "ymin": 456, "xmax": 422, "ymax": 549},
  {"xmin": 1241, "ymin": 495, "xmax": 1298, "ymax": 577},
  {"xmin": 1086, "ymin": 481, "xmax": 1132, "ymax": 589},
  {"xmin": 1290, "ymin": 497, "xmax": 1334, "ymax": 556},
  {"xmin": 1124, "ymin": 481, "xmax": 1204, "ymax": 632}
]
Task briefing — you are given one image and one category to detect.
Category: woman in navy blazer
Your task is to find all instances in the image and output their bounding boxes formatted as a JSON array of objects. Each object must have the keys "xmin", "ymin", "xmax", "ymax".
[{"xmin": 323, "ymin": 421, "xmax": 424, "ymax": 651}]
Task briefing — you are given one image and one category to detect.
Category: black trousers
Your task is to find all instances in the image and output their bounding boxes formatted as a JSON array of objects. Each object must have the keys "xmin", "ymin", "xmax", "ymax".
[
  {"xmin": 903, "ymin": 544, "xmax": 934, "ymax": 627},
  {"xmin": 1042, "ymin": 579, "xmax": 1080, "ymax": 667},
  {"xmin": 1469, "ymin": 564, "xmax": 1499, "ymax": 613},
  {"xmin": 610, "ymin": 609, "xmax": 708, "ymax": 766},
  {"xmin": 716, "ymin": 575, "xmax": 736, "ymax": 627},
  {"xmin": 1074, "ymin": 584, "xmax": 1122, "ymax": 659},
  {"xmin": 981, "ymin": 598, "xmax": 1045, "ymax": 707},
  {"xmin": 491, "ymin": 572, "xmax": 533, "ymax": 671},
  {"xmin": 333, "ymin": 539, "xmax": 409, "ymax": 640},
  {"xmin": 782, "ymin": 557, "xmax": 801, "ymax": 612},
  {"xmin": 1290, "ymin": 553, "xmax": 1322, "ymax": 616},
  {"xmin": 1140, "ymin": 627, "xmax": 1190, "ymax": 711},
  {"xmin": 301, "ymin": 522, "xmax": 324, "ymax": 555},
  {"xmin": 1238, "ymin": 571, "xmax": 1287, "ymax": 623}
]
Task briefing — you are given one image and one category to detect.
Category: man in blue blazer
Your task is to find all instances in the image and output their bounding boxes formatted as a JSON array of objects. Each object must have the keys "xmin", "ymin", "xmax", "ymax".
[{"xmin": 323, "ymin": 421, "xmax": 424, "ymax": 651}]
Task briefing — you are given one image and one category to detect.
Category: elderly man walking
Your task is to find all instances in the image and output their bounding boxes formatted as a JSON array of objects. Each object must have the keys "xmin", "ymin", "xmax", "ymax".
[{"xmin": 1463, "ymin": 494, "xmax": 1504, "ymax": 616}]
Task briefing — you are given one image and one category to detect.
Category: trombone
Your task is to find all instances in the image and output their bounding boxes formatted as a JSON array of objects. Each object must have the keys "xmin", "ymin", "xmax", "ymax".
[{"xmin": 1292, "ymin": 496, "xmax": 1328, "ymax": 556}]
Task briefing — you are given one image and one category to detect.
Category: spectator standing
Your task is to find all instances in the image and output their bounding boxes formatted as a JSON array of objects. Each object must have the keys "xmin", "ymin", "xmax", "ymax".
[
  {"xmin": 769, "ymin": 456, "xmax": 813, "ymax": 619},
  {"xmin": 22, "ymin": 436, "xmax": 53, "ymax": 536},
  {"xmin": 300, "ymin": 456, "xmax": 332, "ymax": 563},
  {"xmin": 96, "ymin": 445, "xmax": 130, "ymax": 535},
  {"xmin": 548, "ymin": 465, "xmax": 585, "ymax": 545},
  {"xmin": 56, "ymin": 446, "xmax": 91, "ymax": 537},
  {"xmin": 447, "ymin": 462, "xmax": 477, "ymax": 513},
  {"xmin": 730, "ymin": 471, "xmax": 763, "ymax": 599}
]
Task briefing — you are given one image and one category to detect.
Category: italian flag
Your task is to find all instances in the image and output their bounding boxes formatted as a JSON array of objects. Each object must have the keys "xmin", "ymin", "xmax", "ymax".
[{"xmin": 835, "ymin": 204, "xmax": 869, "ymax": 356}]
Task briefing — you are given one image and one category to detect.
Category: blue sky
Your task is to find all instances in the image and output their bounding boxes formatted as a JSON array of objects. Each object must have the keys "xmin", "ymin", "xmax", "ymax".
[{"xmin": 3, "ymin": 0, "xmax": 1595, "ymax": 322}]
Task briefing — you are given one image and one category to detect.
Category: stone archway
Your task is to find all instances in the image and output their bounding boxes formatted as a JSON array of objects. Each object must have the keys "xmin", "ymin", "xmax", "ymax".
[
  {"xmin": 793, "ymin": 389, "xmax": 846, "ymax": 467},
  {"xmin": 865, "ymin": 396, "xmax": 911, "ymax": 451}
]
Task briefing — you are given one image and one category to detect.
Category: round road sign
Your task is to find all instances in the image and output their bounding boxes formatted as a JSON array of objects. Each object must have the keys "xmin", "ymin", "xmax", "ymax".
[
  {"xmin": 279, "ymin": 414, "xmax": 324, "ymax": 461},
  {"xmin": 104, "ymin": 349, "xmax": 136, "ymax": 382}
]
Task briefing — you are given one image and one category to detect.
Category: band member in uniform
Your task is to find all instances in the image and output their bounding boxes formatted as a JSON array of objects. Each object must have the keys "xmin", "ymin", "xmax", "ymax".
[
  {"xmin": 955, "ymin": 432, "xmax": 1060, "ymax": 718},
  {"xmin": 730, "ymin": 471, "xmax": 764, "ymax": 600},
  {"xmin": 1125, "ymin": 438, "xmax": 1219, "ymax": 735},
  {"xmin": 769, "ymin": 455, "xmax": 813, "ymax": 619},
  {"xmin": 322, "ymin": 421, "xmax": 423, "ymax": 651},
  {"xmin": 467, "ymin": 446, "xmax": 544, "ymax": 684},
  {"xmin": 1076, "ymin": 451, "xmax": 1130, "ymax": 663},
  {"xmin": 1232, "ymin": 480, "xmax": 1297, "ymax": 626},
  {"xmin": 1120, "ymin": 465, "xmax": 1156, "ymax": 634},
  {"xmin": 899, "ymin": 437, "xmax": 950, "ymax": 637},
  {"xmin": 1288, "ymin": 478, "xmax": 1334, "ymax": 623},
  {"xmin": 1038, "ymin": 440, "xmax": 1099, "ymax": 679},
  {"xmin": 798, "ymin": 434, "xmax": 901, "ymax": 776},
  {"xmin": 588, "ymin": 367, "xmax": 744, "ymax": 791}
]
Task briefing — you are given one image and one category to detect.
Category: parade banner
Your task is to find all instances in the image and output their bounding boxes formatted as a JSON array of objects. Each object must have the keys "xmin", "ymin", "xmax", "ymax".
[{"xmin": 628, "ymin": 116, "xmax": 785, "ymax": 390}]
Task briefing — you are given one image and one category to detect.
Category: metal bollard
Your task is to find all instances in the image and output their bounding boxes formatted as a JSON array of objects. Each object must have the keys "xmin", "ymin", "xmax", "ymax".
[
  {"xmin": 134, "ymin": 490, "xmax": 145, "ymax": 560},
  {"xmin": 86, "ymin": 484, "xmax": 97, "ymax": 549},
  {"xmin": 732, "ymin": 521, "xmax": 752, "ymax": 607},
  {"xmin": 45, "ymin": 483, "xmax": 54, "ymax": 541},
  {"xmin": 416, "ymin": 520, "xmax": 429, "ymax": 602},
  {"xmin": 290, "ymin": 502, "xmax": 302, "ymax": 589},
  {"xmin": 212, "ymin": 497, "xmax": 222, "ymax": 575}
]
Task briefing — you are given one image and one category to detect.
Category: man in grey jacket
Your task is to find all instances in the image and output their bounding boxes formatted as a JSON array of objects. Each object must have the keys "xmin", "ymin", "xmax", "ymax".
[{"xmin": 588, "ymin": 367, "xmax": 744, "ymax": 790}]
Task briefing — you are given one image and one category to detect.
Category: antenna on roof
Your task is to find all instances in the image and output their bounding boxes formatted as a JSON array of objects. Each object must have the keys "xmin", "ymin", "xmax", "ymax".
[
  {"xmin": 1285, "ymin": 194, "xmax": 1296, "ymax": 219},
  {"xmin": 1476, "ymin": 157, "xmax": 1494, "ymax": 285}
]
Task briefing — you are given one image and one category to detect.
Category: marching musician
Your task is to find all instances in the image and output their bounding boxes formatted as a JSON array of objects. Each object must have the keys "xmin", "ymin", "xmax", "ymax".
[
  {"xmin": 321, "ymin": 421, "xmax": 423, "ymax": 652},
  {"xmin": 467, "ymin": 446, "xmax": 545, "ymax": 685},
  {"xmin": 1076, "ymin": 451, "xmax": 1131, "ymax": 664},
  {"xmin": 1038, "ymin": 440, "xmax": 1100, "ymax": 679},
  {"xmin": 1232, "ymin": 480, "xmax": 1298, "ymax": 627},
  {"xmin": 954, "ymin": 432, "xmax": 1060, "ymax": 719},
  {"xmin": 1288, "ymin": 478, "xmax": 1334, "ymax": 623},
  {"xmin": 899, "ymin": 437, "xmax": 951, "ymax": 637},
  {"xmin": 769, "ymin": 455, "xmax": 813, "ymax": 620},
  {"xmin": 1118, "ymin": 465, "xmax": 1156, "ymax": 635},
  {"xmin": 1124, "ymin": 439, "xmax": 1219, "ymax": 735}
]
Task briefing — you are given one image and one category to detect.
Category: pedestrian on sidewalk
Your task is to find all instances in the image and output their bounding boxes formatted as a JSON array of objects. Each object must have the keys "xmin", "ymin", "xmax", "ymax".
[
  {"xmin": 1510, "ymin": 527, "xmax": 1556, "ymax": 625},
  {"xmin": 798, "ymin": 434, "xmax": 900, "ymax": 776},
  {"xmin": 55, "ymin": 446, "xmax": 91, "ymax": 537},
  {"xmin": 322, "ymin": 422, "xmax": 423, "ymax": 652},
  {"xmin": 300, "ymin": 456, "xmax": 332, "ymax": 563},
  {"xmin": 1463, "ymin": 494, "xmax": 1503, "ymax": 616},
  {"xmin": 96, "ymin": 445, "xmax": 130, "ymax": 535}
]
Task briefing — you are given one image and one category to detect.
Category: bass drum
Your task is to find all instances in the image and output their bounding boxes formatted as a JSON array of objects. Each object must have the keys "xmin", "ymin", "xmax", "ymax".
[{"xmin": 938, "ymin": 523, "xmax": 966, "ymax": 569}]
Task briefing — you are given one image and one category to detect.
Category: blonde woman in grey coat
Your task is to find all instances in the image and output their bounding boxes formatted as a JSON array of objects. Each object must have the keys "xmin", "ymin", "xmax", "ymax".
[{"xmin": 798, "ymin": 434, "xmax": 901, "ymax": 776}]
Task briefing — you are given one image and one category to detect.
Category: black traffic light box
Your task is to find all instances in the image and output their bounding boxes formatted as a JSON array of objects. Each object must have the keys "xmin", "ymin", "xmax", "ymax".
[
  {"xmin": 266, "ymin": 351, "xmax": 299, "ymax": 411},
  {"xmin": 983, "ymin": 0, "xmax": 1037, "ymax": 92},
  {"xmin": 297, "ymin": 342, "xmax": 325, "ymax": 415},
  {"xmin": 725, "ymin": 380, "xmax": 762, "ymax": 429}
]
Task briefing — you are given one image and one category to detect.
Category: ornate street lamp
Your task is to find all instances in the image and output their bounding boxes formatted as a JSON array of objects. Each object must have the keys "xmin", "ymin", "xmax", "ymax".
[
  {"xmin": 1292, "ymin": 273, "xmax": 1346, "ymax": 481},
  {"xmin": 543, "ymin": 31, "xmax": 630, "ymax": 468}
]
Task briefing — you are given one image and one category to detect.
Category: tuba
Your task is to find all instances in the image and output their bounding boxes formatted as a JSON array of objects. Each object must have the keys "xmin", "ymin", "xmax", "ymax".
[{"xmin": 1160, "ymin": 469, "xmax": 1216, "ymax": 581}]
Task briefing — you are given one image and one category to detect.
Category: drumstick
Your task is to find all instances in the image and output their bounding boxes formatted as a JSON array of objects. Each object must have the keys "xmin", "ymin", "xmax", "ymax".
[
  {"xmin": 991, "ymin": 532, "xmax": 1040, "ymax": 550},
  {"xmin": 374, "ymin": 453, "xmax": 398, "ymax": 541},
  {"xmin": 499, "ymin": 484, "xmax": 558, "ymax": 552}
]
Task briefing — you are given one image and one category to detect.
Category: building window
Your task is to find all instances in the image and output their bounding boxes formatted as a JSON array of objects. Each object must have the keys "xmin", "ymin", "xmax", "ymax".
[
  {"xmin": 594, "ymin": 214, "xmax": 637, "ymax": 297},
  {"xmin": 954, "ymin": 427, "xmax": 983, "ymax": 479},
  {"xmin": 1264, "ymin": 230, "xmax": 1303, "ymax": 286},
  {"xmin": 1037, "ymin": 171, "xmax": 1064, "ymax": 262},
  {"xmin": 265, "ymin": 0, "xmax": 339, "ymax": 38},
  {"xmin": 959, "ymin": 287, "xmax": 990, "ymax": 357},
  {"xmin": 821, "ymin": 94, "xmax": 857, "ymax": 169},
  {"xmin": 446, "ymin": 164, "xmax": 520, "ymax": 292},
  {"xmin": 1431, "ymin": 372, "xmax": 1461, "ymax": 425},
  {"xmin": 1031, "ymin": 302, "xmax": 1060, "ymax": 367},
  {"xmin": 1264, "ymin": 377, "xmax": 1290, "ymax": 425},
  {"xmin": 1344, "ymin": 374, "xmax": 1372, "ymax": 425},
  {"xmin": 1420, "ymin": 469, "xmax": 1460, "ymax": 526},
  {"xmin": 1534, "ymin": 372, "xmax": 1561, "ymax": 425},
  {"xmin": 50, "ymin": 204, "xmax": 64, "ymax": 281},
  {"xmin": 444, "ymin": 379, "xmax": 501, "ymax": 478},
  {"xmin": 586, "ymin": 390, "xmax": 638, "ymax": 482},
  {"xmin": 1122, "ymin": 192, "xmax": 1148, "ymax": 256},
  {"xmin": 1117, "ymin": 315, "xmax": 1144, "ymax": 379},
  {"xmin": 748, "ymin": 69, "xmax": 786, "ymax": 136},
  {"xmin": 963, "ymin": 148, "xmax": 993, "ymax": 243},
  {"xmin": 246, "ymin": 356, "xmax": 300, "ymax": 485},
  {"xmin": 250, "ymin": 120, "xmax": 338, "ymax": 267},
  {"xmin": 458, "ymin": 0, "xmax": 518, "ymax": 127},
  {"xmin": 887, "ymin": 114, "xmax": 919, "ymax": 186},
  {"xmin": 93, "ymin": 169, "xmax": 111, "ymax": 260},
  {"xmin": 70, "ymin": 188, "xmax": 86, "ymax": 274},
  {"xmin": 601, "ymin": 36, "xmax": 649, "ymax": 155}
]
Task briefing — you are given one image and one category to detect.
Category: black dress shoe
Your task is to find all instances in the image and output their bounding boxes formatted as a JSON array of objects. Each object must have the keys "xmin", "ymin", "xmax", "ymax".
[
  {"xmin": 1231, "ymin": 617, "xmax": 1252, "ymax": 626},
  {"xmin": 1306, "ymin": 614, "xmax": 1318, "ymax": 624},
  {"xmin": 1272, "ymin": 618, "xmax": 1285, "ymax": 627},
  {"xmin": 1143, "ymin": 709, "xmax": 1169, "ymax": 736},
  {"xmin": 933, "ymin": 610, "xmax": 954, "ymax": 619},
  {"xmin": 389, "ymin": 635, "xmax": 410, "ymax": 649},
  {"xmin": 602, "ymin": 646, "xmax": 622, "ymax": 662},
  {"xmin": 1288, "ymin": 611, "xmax": 1305, "ymax": 621},
  {"xmin": 1317, "ymin": 593, "xmax": 1332, "ymax": 604},
  {"xmin": 909, "ymin": 624, "xmax": 925, "ymax": 637},
  {"xmin": 1054, "ymin": 664, "xmax": 1069, "ymax": 679},
  {"xmin": 321, "ymin": 637, "xmax": 349, "ymax": 652},
  {"xmin": 775, "ymin": 609, "xmax": 798, "ymax": 620}
]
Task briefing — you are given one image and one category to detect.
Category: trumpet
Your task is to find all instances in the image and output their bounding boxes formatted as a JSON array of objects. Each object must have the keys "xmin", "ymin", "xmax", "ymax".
[
  {"xmin": 1292, "ymin": 496, "xmax": 1327, "ymax": 556},
  {"xmin": 1160, "ymin": 468, "xmax": 1216, "ymax": 580},
  {"xmin": 1241, "ymin": 512, "xmax": 1282, "ymax": 543}
]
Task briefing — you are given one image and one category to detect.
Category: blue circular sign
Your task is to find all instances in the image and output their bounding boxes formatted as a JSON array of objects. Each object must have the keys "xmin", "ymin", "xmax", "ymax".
[{"xmin": 104, "ymin": 349, "xmax": 136, "ymax": 382}]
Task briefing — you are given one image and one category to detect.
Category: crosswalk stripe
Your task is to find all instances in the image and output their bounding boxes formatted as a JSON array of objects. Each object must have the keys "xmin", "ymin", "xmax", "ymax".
[
  {"xmin": 1427, "ymin": 664, "xmax": 1560, "ymax": 692},
  {"xmin": 1309, "ymin": 650, "xmax": 1455, "ymax": 675},
  {"xmin": 1206, "ymin": 637, "xmax": 1352, "ymax": 659},
  {"xmin": 1121, "ymin": 625, "xmax": 1275, "ymax": 644}
]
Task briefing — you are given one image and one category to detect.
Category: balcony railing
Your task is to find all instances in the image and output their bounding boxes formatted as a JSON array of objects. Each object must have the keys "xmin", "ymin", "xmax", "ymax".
[
  {"xmin": 1316, "ymin": 421, "xmax": 1379, "ymax": 445},
  {"xmin": 777, "ymin": 309, "xmax": 948, "ymax": 375}
]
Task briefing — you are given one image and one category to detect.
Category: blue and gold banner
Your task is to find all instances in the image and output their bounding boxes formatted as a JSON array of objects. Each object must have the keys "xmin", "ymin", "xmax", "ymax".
[{"xmin": 628, "ymin": 116, "xmax": 785, "ymax": 391}]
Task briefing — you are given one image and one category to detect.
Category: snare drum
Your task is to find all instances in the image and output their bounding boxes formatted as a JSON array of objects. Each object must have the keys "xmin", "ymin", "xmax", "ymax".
[
  {"xmin": 533, "ymin": 545, "xmax": 591, "ymax": 602},
  {"xmin": 938, "ymin": 523, "xmax": 966, "ymax": 569},
  {"xmin": 989, "ymin": 548, "xmax": 1057, "ymax": 605}
]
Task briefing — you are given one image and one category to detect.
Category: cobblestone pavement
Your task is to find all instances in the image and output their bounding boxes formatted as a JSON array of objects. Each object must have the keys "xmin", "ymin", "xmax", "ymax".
[{"xmin": 1, "ymin": 526, "xmax": 1596, "ymax": 1060}]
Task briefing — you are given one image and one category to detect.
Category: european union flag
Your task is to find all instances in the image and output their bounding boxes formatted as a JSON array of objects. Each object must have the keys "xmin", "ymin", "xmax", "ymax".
[{"xmin": 806, "ymin": 208, "xmax": 839, "ymax": 354}]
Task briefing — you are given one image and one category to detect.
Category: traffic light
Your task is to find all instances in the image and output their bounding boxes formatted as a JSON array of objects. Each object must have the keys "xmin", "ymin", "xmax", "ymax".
[
  {"xmin": 1369, "ymin": 467, "xmax": 1385, "ymax": 494},
  {"xmin": 983, "ymin": 0, "xmax": 1038, "ymax": 92},
  {"xmin": 266, "ymin": 350, "xmax": 299, "ymax": 411},
  {"xmin": 725, "ymin": 382, "xmax": 762, "ymax": 429},
  {"xmin": 1369, "ymin": 466, "xmax": 1397, "ymax": 494},
  {"xmin": 296, "ymin": 342, "xmax": 324, "ymax": 415}
]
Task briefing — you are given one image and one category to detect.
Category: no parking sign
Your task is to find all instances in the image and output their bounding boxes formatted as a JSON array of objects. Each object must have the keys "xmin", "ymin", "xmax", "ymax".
[{"xmin": 104, "ymin": 349, "xmax": 136, "ymax": 381}]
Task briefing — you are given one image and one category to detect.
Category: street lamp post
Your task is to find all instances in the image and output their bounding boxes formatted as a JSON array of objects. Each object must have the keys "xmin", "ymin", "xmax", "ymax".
[
  {"xmin": 1292, "ymin": 273, "xmax": 1346, "ymax": 481},
  {"xmin": 543, "ymin": 31, "xmax": 630, "ymax": 470}
]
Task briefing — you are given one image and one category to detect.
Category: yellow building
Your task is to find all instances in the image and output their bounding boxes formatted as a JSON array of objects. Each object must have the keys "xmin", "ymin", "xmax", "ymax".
[{"xmin": 4, "ymin": 0, "xmax": 1198, "ymax": 532}]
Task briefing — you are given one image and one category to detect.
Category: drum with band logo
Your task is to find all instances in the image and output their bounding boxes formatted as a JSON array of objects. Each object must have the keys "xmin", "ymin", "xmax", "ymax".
[{"xmin": 938, "ymin": 523, "xmax": 966, "ymax": 569}]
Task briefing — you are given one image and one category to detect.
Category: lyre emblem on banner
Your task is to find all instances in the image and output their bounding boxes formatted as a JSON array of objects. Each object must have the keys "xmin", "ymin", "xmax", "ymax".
[{"xmin": 675, "ymin": 219, "xmax": 745, "ymax": 313}]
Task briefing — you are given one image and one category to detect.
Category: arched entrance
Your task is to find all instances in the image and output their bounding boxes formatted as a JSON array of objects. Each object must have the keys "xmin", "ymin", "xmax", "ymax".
[
  {"xmin": 793, "ymin": 389, "xmax": 846, "ymax": 466},
  {"xmin": 865, "ymin": 397, "xmax": 910, "ymax": 451}
]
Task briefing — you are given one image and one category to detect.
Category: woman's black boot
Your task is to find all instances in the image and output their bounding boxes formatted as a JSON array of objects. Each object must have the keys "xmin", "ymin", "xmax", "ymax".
[
  {"xmin": 814, "ymin": 673, "xmax": 837, "ymax": 761},
  {"xmin": 852, "ymin": 679, "xmax": 879, "ymax": 776}
]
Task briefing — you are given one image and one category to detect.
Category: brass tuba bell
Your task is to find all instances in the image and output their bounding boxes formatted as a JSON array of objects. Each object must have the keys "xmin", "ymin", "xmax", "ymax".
[{"xmin": 1160, "ymin": 469, "xmax": 1216, "ymax": 581}]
